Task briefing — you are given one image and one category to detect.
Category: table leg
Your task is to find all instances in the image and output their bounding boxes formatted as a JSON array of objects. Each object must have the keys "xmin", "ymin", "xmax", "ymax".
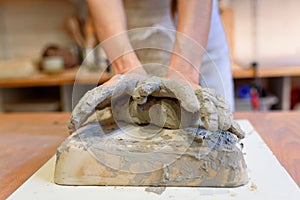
[
  {"xmin": 268, "ymin": 76, "xmax": 291, "ymax": 110},
  {"xmin": 60, "ymin": 84, "xmax": 72, "ymax": 112},
  {"xmin": 60, "ymin": 84, "xmax": 95, "ymax": 112},
  {"xmin": 0, "ymin": 88, "xmax": 3, "ymax": 112}
]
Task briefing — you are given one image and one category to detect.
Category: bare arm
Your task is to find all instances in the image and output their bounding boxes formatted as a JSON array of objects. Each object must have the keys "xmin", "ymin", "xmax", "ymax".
[
  {"xmin": 169, "ymin": 0, "xmax": 212, "ymax": 87},
  {"xmin": 86, "ymin": 0, "xmax": 141, "ymax": 74},
  {"xmin": 87, "ymin": 0, "xmax": 211, "ymax": 83}
]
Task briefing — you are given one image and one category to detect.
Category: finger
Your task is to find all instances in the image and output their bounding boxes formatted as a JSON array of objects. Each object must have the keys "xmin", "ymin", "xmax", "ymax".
[
  {"xmin": 133, "ymin": 77, "xmax": 200, "ymax": 113},
  {"xmin": 69, "ymin": 73, "xmax": 146, "ymax": 133},
  {"xmin": 195, "ymin": 88, "xmax": 219, "ymax": 131},
  {"xmin": 114, "ymin": 73, "xmax": 146, "ymax": 95},
  {"xmin": 215, "ymin": 93, "xmax": 232, "ymax": 130},
  {"xmin": 162, "ymin": 79, "xmax": 200, "ymax": 113},
  {"xmin": 103, "ymin": 74, "xmax": 120, "ymax": 87},
  {"xmin": 106, "ymin": 73, "xmax": 147, "ymax": 127},
  {"xmin": 68, "ymin": 85, "xmax": 113, "ymax": 133},
  {"xmin": 132, "ymin": 76, "xmax": 162, "ymax": 104},
  {"xmin": 69, "ymin": 74, "xmax": 144, "ymax": 133},
  {"xmin": 198, "ymin": 88, "xmax": 232, "ymax": 131},
  {"xmin": 228, "ymin": 120, "xmax": 246, "ymax": 139}
]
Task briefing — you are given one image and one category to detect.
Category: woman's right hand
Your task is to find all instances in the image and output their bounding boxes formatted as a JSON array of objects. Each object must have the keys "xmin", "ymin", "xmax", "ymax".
[
  {"xmin": 110, "ymin": 50, "xmax": 147, "ymax": 73},
  {"xmin": 105, "ymin": 51, "xmax": 147, "ymax": 88}
]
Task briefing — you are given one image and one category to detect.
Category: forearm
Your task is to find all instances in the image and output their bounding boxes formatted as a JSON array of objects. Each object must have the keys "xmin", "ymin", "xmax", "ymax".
[
  {"xmin": 169, "ymin": 0, "xmax": 212, "ymax": 85},
  {"xmin": 86, "ymin": 0, "xmax": 140, "ymax": 74}
]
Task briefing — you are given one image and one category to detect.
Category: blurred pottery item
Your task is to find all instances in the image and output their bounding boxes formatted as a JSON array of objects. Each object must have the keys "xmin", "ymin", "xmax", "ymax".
[
  {"xmin": 42, "ymin": 45, "xmax": 78, "ymax": 69},
  {"xmin": 42, "ymin": 56, "xmax": 64, "ymax": 74},
  {"xmin": 0, "ymin": 58, "xmax": 36, "ymax": 79}
]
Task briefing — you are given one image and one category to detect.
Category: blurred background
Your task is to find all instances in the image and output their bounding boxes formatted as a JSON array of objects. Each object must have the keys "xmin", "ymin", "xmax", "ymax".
[{"xmin": 0, "ymin": 0, "xmax": 300, "ymax": 112}]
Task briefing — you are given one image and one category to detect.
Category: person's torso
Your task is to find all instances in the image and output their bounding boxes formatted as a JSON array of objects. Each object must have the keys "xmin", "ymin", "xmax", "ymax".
[
  {"xmin": 123, "ymin": 0, "xmax": 175, "ymax": 29},
  {"xmin": 122, "ymin": 0, "xmax": 229, "ymax": 76}
]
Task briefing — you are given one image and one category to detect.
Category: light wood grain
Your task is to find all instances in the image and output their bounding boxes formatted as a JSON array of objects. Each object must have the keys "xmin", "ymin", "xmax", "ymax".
[
  {"xmin": 0, "ymin": 112, "xmax": 299, "ymax": 199},
  {"xmin": 232, "ymin": 63, "xmax": 300, "ymax": 79},
  {"xmin": 0, "ymin": 113, "xmax": 70, "ymax": 200},
  {"xmin": 234, "ymin": 112, "xmax": 300, "ymax": 188},
  {"xmin": 3, "ymin": 62, "xmax": 300, "ymax": 87},
  {"xmin": 0, "ymin": 68, "xmax": 111, "ymax": 88}
]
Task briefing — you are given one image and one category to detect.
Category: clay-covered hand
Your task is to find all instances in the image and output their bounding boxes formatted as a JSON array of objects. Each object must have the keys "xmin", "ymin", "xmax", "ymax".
[
  {"xmin": 69, "ymin": 75, "xmax": 245, "ymax": 139},
  {"xmin": 195, "ymin": 88, "xmax": 232, "ymax": 131},
  {"xmin": 133, "ymin": 77, "xmax": 245, "ymax": 139},
  {"xmin": 132, "ymin": 76, "xmax": 200, "ymax": 113},
  {"xmin": 195, "ymin": 88, "xmax": 245, "ymax": 139},
  {"xmin": 130, "ymin": 76, "xmax": 201, "ymax": 129},
  {"xmin": 68, "ymin": 73, "xmax": 146, "ymax": 133}
]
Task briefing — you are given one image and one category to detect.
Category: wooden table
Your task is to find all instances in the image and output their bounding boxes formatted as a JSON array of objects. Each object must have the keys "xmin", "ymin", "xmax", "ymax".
[
  {"xmin": 0, "ymin": 67, "xmax": 111, "ymax": 88},
  {"xmin": 1, "ymin": 63, "xmax": 299, "ymax": 111},
  {"xmin": 0, "ymin": 112, "xmax": 299, "ymax": 199}
]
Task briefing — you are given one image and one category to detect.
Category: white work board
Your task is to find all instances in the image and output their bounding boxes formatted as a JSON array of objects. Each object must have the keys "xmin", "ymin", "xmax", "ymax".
[{"xmin": 7, "ymin": 120, "xmax": 300, "ymax": 200}]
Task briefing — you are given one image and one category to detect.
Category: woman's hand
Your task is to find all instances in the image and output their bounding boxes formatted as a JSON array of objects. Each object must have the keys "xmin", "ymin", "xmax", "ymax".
[
  {"xmin": 165, "ymin": 0, "xmax": 212, "ymax": 90},
  {"xmin": 167, "ymin": 53, "xmax": 201, "ymax": 90},
  {"xmin": 110, "ymin": 51, "xmax": 142, "ymax": 74},
  {"xmin": 104, "ymin": 66, "xmax": 147, "ymax": 89},
  {"xmin": 166, "ymin": 67, "xmax": 201, "ymax": 90}
]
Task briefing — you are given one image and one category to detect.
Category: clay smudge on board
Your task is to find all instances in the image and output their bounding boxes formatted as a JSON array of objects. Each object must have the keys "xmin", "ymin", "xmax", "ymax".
[{"xmin": 145, "ymin": 186, "xmax": 166, "ymax": 195}]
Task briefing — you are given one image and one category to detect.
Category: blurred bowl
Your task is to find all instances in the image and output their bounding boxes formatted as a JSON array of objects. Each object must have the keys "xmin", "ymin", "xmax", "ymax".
[{"xmin": 42, "ymin": 56, "xmax": 64, "ymax": 74}]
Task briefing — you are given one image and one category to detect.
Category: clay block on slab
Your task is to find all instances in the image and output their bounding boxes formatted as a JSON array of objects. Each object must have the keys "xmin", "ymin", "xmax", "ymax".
[{"xmin": 54, "ymin": 123, "xmax": 248, "ymax": 187}]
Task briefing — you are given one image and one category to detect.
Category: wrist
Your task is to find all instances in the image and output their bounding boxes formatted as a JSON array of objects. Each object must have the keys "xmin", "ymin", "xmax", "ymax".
[
  {"xmin": 111, "ymin": 52, "xmax": 141, "ymax": 74},
  {"xmin": 169, "ymin": 54, "xmax": 200, "ymax": 85}
]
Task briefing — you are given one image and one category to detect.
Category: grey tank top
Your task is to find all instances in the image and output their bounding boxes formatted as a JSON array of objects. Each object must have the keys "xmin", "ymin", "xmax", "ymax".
[
  {"xmin": 123, "ymin": 0, "xmax": 176, "ymax": 76},
  {"xmin": 122, "ymin": 0, "xmax": 229, "ymax": 77}
]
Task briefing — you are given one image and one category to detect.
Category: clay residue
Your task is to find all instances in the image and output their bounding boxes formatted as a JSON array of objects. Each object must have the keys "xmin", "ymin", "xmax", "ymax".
[
  {"xmin": 249, "ymin": 182, "xmax": 258, "ymax": 191},
  {"xmin": 56, "ymin": 76, "xmax": 248, "ymax": 187},
  {"xmin": 69, "ymin": 75, "xmax": 245, "ymax": 139},
  {"xmin": 58, "ymin": 123, "xmax": 248, "ymax": 186},
  {"xmin": 145, "ymin": 186, "xmax": 166, "ymax": 195}
]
